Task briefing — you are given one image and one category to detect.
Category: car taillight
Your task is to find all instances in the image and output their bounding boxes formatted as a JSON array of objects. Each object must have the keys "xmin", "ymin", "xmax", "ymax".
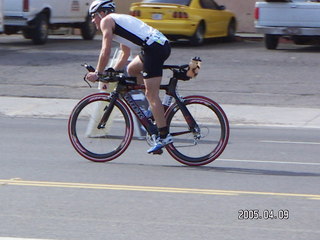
[
  {"xmin": 254, "ymin": 7, "xmax": 259, "ymax": 20},
  {"xmin": 173, "ymin": 11, "xmax": 188, "ymax": 19},
  {"xmin": 130, "ymin": 10, "xmax": 141, "ymax": 17},
  {"xmin": 23, "ymin": 0, "xmax": 29, "ymax": 12}
]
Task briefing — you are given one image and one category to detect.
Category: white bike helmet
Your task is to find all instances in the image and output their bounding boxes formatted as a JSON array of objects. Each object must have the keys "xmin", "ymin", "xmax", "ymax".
[{"xmin": 89, "ymin": 0, "xmax": 116, "ymax": 14}]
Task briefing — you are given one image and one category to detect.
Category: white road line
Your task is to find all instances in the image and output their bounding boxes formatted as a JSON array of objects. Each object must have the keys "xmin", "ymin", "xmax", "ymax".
[
  {"xmin": 220, "ymin": 159, "xmax": 320, "ymax": 166},
  {"xmin": 260, "ymin": 140, "xmax": 320, "ymax": 145}
]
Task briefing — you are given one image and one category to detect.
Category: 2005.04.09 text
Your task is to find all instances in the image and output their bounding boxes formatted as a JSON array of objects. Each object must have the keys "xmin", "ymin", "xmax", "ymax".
[{"xmin": 238, "ymin": 209, "xmax": 289, "ymax": 220}]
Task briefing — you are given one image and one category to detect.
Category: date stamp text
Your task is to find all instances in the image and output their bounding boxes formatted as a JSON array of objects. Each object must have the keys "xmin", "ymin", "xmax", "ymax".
[{"xmin": 238, "ymin": 209, "xmax": 289, "ymax": 220}]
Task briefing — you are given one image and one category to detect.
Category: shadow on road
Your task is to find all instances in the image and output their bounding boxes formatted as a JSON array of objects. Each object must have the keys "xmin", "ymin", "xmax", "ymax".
[
  {"xmin": 102, "ymin": 161, "xmax": 320, "ymax": 177},
  {"xmin": 186, "ymin": 165, "xmax": 320, "ymax": 177}
]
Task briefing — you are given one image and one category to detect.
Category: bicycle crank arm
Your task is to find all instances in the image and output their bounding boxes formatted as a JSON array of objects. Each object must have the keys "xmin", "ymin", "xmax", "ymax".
[
  {"xmin": 171, "ymin": 130, "xmax": 192, "ymax": 137},
  {"xmin": 171, "ymin": 129, "xmax": 201, "ymax": 138}
]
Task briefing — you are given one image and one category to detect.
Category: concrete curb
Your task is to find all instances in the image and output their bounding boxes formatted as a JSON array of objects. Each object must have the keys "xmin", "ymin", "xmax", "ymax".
[
  {"xmin": 1, "ymin": 96, "xmax": 319, "ymax": 129},
  {"xmin": 236, "ymin": 33, "xmax": 264, "ymax": 40},
  {"xmin": 223, "ymin": 104, "xmax": 320, "ymax": 129}
]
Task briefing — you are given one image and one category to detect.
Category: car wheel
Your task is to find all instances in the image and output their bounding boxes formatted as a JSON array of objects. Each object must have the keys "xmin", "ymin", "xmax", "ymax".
[
  {"xmin": 32, "ymin": 13, "xmax": 49, "ymax": 45},
  {"xmin": 226, "ymin": 20, "xmax": 236, "ymax": 42},
  {"xmin": 265, "ymin": 34, "xmax": 279, "ymax": 50},
  {"xmin": 190, "ymin": 22, "xmax": 205, "ymax": 46},
  {"xmin": 81, "ymin": 15, "xmax": 96, "ymax": 40}
]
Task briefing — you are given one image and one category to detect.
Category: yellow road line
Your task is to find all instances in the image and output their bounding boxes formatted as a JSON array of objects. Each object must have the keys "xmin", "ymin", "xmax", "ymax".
[{"xmin": 1, "ymin": 179, "xmax": 319, "ymax": 199}]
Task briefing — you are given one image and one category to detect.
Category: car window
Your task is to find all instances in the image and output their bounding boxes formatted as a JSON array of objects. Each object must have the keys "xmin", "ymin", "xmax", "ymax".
[
  {"xmin": 142, "ymin": 0, "xmax": 191, "ymax": 6},
  {"xmin": 200, "ymin": 0, "xmax": 220, "ymax": 10}
]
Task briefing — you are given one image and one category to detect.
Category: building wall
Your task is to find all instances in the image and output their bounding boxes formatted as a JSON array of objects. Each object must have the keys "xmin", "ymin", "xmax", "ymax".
[
  {"xmin": 218, "ymin": 0, "xmax": 257, "ymax": 32},
  {"xmin": 115, "ymin": 0, "xmax": 257, "ymax": 33},
  {"xmin": 116, "ymin": 0, "xmax": 137, "ymax": 14}
]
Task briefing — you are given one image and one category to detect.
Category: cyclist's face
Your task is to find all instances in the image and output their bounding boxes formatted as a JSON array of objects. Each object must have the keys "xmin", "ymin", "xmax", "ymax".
[{"xmin": 91, "ymin": 12, "xmax": 103, "ymax": 29}]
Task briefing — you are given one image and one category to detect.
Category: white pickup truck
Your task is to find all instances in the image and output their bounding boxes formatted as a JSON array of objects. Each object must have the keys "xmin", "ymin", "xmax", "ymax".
[
  {"xmin": 255, "ymin": 0, "xmax": 320, "ymax": 49},
  {"xmin": 2, "ymin": 0, "xmax": 96, "ymax": 44}
]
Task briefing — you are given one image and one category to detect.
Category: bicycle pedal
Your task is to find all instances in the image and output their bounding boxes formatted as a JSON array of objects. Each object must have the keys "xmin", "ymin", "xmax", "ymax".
[{"xmin": 152, "ymin": 149, "xmax": 163, "ymax": 155}]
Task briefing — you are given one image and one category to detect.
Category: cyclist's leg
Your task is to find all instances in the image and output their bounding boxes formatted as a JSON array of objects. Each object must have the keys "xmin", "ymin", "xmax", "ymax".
[
  {"xmin": 144, "ymin": 76, "xmax": 166, "ymax": 128},
  {"xmin": 142, "ymin": 42, "xmax": 172, "ymax": 153},
  {"xmin": 144, "ymin": 77, "xmax": 172, "ymax": 154},
  {"xmin": 142, "ymin": 41, "xmax": 170, "ymax": 130},
  {"xmin": 126, "ymin": 55, "xmax": 143, "ymax": 84},
  {"xmin": 126, "ymin": 52, "xmax": 167, "ymax": 130}
]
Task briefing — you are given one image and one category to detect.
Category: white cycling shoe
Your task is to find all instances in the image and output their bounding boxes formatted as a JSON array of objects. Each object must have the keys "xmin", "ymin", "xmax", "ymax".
[{"xmin": 147, "ymin": 134, "xmax": 173, "ymax": 154}]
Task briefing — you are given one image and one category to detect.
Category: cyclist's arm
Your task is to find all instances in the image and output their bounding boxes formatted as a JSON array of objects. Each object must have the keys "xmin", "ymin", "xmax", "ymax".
[
  {"xmin": 113, "ymin": 44, "xmax": 131, "ymax": 71},
  {"xmin": 96, "ymin": 16, "xmax": 114, "ymax": 74}
]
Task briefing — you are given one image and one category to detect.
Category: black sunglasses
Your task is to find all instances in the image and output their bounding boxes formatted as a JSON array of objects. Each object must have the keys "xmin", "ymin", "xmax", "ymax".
[
  {"xmin": 91, "ymin": 13, "xmax": 97, "ymax": 19},
  {"xmin": 91, "ymin": 13, "xmax": 101, "ymax": 19}
]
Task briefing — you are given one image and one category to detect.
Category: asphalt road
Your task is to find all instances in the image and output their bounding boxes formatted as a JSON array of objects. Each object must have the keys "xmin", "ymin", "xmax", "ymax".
[
  {"xmin": 0, "ymin": 34, "xmax": 319, "ymax": 240},
  {"xmin": 1, "ymin": 34, "xmax": 320, "ymax": 108},
  {"xmin": 1, "ymin": 117, "xmax": 319, "ymax": 240}
]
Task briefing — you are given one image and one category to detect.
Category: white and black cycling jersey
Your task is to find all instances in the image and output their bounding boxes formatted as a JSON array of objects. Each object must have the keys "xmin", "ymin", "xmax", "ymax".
[{"xmin": 109, "ymin": 13, "xmax": 167, "ymax": 49}]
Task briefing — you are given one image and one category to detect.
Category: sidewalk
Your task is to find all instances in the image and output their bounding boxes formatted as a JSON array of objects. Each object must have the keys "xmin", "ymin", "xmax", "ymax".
[
  {"xmin": 236, "ymin": 33, "xmax": 263, "ymax": 40},
  {"xmin": 1, "ymin": 96, "xmax": 319, "ymax": 128}
]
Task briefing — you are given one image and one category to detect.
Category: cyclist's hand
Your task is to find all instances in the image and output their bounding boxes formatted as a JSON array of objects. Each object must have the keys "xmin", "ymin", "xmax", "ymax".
[{"xmin": 85, "ymin": 72, "xmax": 99, "ymax": 83}]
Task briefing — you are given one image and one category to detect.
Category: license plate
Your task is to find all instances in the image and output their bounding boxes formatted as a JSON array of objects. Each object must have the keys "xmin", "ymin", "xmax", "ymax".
[
  {"xmin": 283, "ymin": 27, "xmax": 301, "ymax": 35},
  {"xmin": 152, "ymin": 13, "xmax": 163, "ymax": 20}
]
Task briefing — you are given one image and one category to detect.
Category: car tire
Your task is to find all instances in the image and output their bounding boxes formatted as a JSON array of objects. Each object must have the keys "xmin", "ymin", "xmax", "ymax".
[
  {"xmin": 31, "ymin": 13, "xmax": 49, "ymax": 45},
  {"xmin": 190, "ymin": 22, "xmax": 205, "ymax": 46},
  {"xmin": 265, "ymin": 34, "xmax": 279, "ymax": 50},
  {"xmin": 81, "ymin": 15, "xmax": 96, "ymax": 40},
  {"xmin": 226, "ymin": 19, "xmax": 236, "ymax": 42}
]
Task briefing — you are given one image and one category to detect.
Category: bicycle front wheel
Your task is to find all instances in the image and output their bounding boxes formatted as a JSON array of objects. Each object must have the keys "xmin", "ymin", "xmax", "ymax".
[
  {"xmin": 165, "ymin": 95, "xmax": 229, "ymax": 166},
  {"xmin": 68, "ymin": 93, "xmax": 133, "ymax": 162}
]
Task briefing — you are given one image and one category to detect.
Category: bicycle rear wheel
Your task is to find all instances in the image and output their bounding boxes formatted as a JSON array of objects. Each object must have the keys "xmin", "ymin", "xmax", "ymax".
[
  {"xmin": 68, "ymin": 93, "xmax": 133, "ymax": 162},
  {"xmin": 165, "ymin": 95, "xmax": 229, "ymax": 166}
]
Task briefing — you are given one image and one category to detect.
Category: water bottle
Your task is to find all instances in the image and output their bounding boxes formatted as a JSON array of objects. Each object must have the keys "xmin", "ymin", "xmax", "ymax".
[
  {"xmin": 143, "ymin": 109, "xmax": 153, "ymax": 118},
  {"xmin": 162, "ymin": 94, "xmax": 173, "ymax": 112},
  {"xmin": 162, "ymin": 94, "xmax": 173, "ymax": 107}
]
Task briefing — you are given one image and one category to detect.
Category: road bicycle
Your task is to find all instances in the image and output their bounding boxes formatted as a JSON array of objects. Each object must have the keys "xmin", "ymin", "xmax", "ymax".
[{"xmin": 68, "ymin": 61, "xmax": 229, "ymax": 166}]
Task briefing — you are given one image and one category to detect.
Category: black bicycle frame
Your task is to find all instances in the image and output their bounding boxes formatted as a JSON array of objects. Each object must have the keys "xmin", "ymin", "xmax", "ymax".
[{"xmin": 98, "ymin": 75, "xmax": 199, "ymax": 137}]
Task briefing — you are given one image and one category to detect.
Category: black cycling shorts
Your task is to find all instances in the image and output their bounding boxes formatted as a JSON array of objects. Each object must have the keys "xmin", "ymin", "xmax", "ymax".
[{"xmin": 139, "ymin": 41, "xmax": 171, "ymax": 79}]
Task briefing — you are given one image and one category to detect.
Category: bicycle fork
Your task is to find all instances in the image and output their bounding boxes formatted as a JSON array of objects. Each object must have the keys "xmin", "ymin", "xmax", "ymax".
[{"xmin": 97, "ymin": 93, "xmax": 118, "ymax": 129}]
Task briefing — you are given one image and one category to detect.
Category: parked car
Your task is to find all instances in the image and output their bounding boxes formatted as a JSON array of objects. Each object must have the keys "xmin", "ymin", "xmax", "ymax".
[
  {"xmin": 130, "ymin": 0, "xmax": 236, "ymax": 45},
  {"xmin": 2, "ymin": 0, "xmax": 96, "ymax": 45},
  {"xmin": 255, "ymin": 0, "xmax": 320, "ymax": 50},
  {"xmin": 0, "ymin": 0, "xmax": 3, "ymax": 33}
]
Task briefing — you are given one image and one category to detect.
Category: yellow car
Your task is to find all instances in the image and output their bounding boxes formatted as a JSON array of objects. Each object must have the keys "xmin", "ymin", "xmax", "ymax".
[{"xmin": 130, "ymin": 0, "xmax": 237, "ymax": 45}]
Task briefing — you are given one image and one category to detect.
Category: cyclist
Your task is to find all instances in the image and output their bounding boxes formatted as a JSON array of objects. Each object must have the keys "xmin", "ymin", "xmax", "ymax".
[{"xmin": 85, "ymin": 0, "xmax": 172, "ymax": 153}]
